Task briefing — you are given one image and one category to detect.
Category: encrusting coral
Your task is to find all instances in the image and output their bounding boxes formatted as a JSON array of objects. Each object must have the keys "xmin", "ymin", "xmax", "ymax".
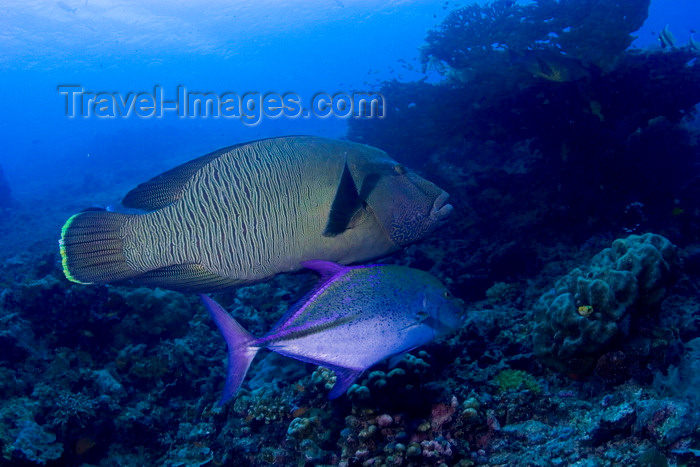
[{"xmin": 532, "ymin": 233, "xmax": 677, "ymax": 374}]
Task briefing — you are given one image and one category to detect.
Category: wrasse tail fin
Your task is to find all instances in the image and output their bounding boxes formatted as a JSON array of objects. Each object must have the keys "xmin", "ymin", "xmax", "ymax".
[{"xmin": 59, "ymin": 209, "xmax": 136, "ymax": 284}]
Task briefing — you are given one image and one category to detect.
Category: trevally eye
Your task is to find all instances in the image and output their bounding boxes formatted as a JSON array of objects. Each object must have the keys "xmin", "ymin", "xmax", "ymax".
[{"xmin": 393, "ymin": 164, "xmax": 407, "ymax": 175}]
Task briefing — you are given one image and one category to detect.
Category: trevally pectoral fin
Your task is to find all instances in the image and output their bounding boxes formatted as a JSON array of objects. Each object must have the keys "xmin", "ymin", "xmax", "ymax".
[
  {"xmin": 388, "ymin": 346, "xmax": 419, "ymax": 368},
  {"xmin": 388, "ymin": 352, "xmax": 407, "ymax": 368}
]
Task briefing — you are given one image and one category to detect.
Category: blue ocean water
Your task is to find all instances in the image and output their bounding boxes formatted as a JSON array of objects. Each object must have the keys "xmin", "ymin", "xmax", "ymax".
[
  {"xmin": 1, "ymin": 0, "xmax": 699, "ymax": 466},
  {"xmin": 1, "ymin": 0, "xmax": 461, "ymax": 256},
  {"xmin": 1, "ymin": 1, "xmax": 439, "ymax": 195},
  {"xmin": 0, "ymin": 0, "xmax": 696, "ymax": 204}
]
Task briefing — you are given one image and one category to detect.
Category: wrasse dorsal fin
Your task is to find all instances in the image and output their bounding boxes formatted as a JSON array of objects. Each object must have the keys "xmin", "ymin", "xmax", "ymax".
[
  {"xmin": 122, "ymin": 136, "xmax": 317, "ymax": 211},
  {"xmin": 121, "ymin": 146, "xmax": 230, "ymax": 211}
]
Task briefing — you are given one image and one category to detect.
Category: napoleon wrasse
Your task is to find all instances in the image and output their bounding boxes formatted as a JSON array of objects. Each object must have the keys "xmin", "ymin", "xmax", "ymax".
[{"xmin": 60, "ymin": 136, "xmax": 453, "ymax": 292}]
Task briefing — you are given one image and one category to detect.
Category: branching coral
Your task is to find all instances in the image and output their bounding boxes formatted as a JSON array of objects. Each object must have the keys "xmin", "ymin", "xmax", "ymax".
[
  {"xmin": 11, "ymin": 420, "xmax": 63, "ymax": 465},
  {"xmin": 421, "ymin": 0, "xmax": 651, "ymax": 78}
]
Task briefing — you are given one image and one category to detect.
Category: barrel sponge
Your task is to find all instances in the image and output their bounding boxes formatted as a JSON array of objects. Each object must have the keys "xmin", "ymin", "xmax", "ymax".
[{"xmin": 532, "ymin": 233, "xmax": 677, "ymax": 374}]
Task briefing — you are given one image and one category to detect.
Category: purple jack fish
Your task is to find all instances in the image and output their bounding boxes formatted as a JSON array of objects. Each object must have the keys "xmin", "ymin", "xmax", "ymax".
[
  {"xmin": 201, "ymin": 260, "xmax": 463, "ymax": 403},
  {"xmin": 59, "ymin": 136, "xmax": 453, "ymax": 292}
]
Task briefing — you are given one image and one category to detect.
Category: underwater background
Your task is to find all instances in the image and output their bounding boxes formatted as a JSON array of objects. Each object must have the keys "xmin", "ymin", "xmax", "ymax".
[{"xmin": 1, "ymin": 0, "xmax": 699, "ymax": 465}]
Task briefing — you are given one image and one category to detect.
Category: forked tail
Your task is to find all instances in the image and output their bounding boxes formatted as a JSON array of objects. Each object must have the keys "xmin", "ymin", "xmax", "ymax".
[{"xmin": 199, "ymin": 294, "xmax": 259, "ymax": 404}]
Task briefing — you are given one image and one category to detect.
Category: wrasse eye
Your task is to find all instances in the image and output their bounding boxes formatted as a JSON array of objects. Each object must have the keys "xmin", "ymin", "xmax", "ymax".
[
  {"xmin": 393, "ymin": 164, "xmax": 407, "ymax": 175},
  {"xmin": 443, "ymin": 291, "xmax": 452, "ymax": 299}
]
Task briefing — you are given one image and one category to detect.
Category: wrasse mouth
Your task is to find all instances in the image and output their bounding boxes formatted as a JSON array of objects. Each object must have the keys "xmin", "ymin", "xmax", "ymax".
[{"xmin": 430, "ymin": 191, "xmax": 454, "ymax": 221}]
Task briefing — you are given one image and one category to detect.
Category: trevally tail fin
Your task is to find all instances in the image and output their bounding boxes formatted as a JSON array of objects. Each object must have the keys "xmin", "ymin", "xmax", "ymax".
[
  {"xmin": 199, "ymin": 294, "xmax": 258, "ymax": 405},
  {"xmin": 59, "ymin": 209, "xmax": 137, "ymax": 284}
]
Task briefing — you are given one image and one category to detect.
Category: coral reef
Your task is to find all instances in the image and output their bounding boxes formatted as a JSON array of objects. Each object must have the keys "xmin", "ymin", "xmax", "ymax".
[
  {"xmin": 493, "ymin": 369, "xmax": 541, "ymax": 395},
  {"xmin": 420, "ymin": 0, "xmax": 649, "ymax": 76},
  {"xmin": 533, "ymin": 233, "xmax": 678, "ymax": 374},
  {"xmin": 0, "ymin": 226, "xmax": 698, "ymax": 466},
  {"xmin": 10, "ymin": 420, "xmax": 63, "ymax": 465},
  {"xmin": 0, "ymin": 1, "xmax": 699, "ymax": 466},
  {"xmin": 349, "ymin": 2, "xmax": 700, "ymax": 249}
]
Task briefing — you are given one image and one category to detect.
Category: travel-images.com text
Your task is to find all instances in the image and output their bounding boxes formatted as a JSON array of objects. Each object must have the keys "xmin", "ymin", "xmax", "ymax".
[{"xmin": 58, "ymin": 86, "xmax": 385, "ymax": 125}]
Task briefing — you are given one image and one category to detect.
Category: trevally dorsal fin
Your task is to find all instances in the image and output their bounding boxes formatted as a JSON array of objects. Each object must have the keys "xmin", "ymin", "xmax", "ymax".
[
  {"xmin": 268, "ymin": 261, "xmax": 350, "ymax": 335},
  {"xmin": 121, "ymin": 148, "xmax": 227, "ymax": 211},
  {"xmin": 323, "ymin": 161, "xmax": 365, "ymax": 236},
  {"xmin": 301, "ymin": 260, "xmax": 346, "ymax": 280}
]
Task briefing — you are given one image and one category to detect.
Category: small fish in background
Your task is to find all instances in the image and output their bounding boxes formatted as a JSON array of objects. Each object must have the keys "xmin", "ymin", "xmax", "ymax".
[
  {"xmin": 57, "ymin": 0, "xmax": 88, "ymax": 14},
  {"xmin": 200, "ymin": 260, "xmax": 463, "ymax": 404},
  {"xmin": 57, "ymin": 1, "xmax": 76, "ymax": 13},
  {"xmin": 690, "ymin": 30, "xmax": 700, "ymax": 54},
  {"xmin": 510, "ymin": 49, "xmax": 590, "ymax": 83},
  {"xmin": 658, "ymin": 24, "xmax": 676, "ymax": 48}
]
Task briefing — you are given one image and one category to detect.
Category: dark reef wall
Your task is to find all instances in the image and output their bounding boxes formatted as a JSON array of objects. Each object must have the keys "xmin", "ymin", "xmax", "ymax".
[{"xmin": 349, "ymin": 0, "xmax": 700, "ymax": 252}]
